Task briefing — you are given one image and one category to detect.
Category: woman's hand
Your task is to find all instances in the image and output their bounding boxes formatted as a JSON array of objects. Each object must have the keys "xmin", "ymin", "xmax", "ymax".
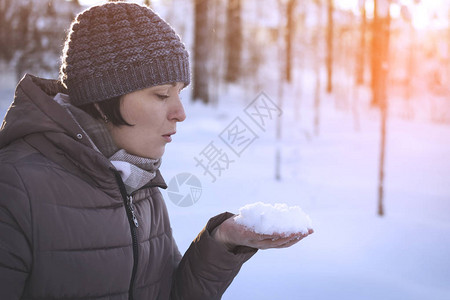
[{"xmin": 211, "ymin": 216, "xmax": 314, "ymax": 251}]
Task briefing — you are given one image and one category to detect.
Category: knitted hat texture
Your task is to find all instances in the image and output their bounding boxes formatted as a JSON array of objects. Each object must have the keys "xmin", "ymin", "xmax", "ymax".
[{"xmin": 60, "ymin": 2, "xmax": 190, "ymax": 105}]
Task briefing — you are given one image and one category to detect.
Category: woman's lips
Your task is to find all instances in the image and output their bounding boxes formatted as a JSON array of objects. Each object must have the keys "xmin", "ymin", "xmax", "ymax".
[
  {"xmin": 162, "ymin": 135, "xmax": 172, "ymax": 142},
  {"xmin": 162, "ymin": 131, "xmax": 176, "ymax": 142}
]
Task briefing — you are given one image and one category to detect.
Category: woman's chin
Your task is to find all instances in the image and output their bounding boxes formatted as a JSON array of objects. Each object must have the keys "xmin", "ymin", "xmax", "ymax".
[{"xmin": 145, "ymin": 148, "xmax": 165, "ymax": 160}]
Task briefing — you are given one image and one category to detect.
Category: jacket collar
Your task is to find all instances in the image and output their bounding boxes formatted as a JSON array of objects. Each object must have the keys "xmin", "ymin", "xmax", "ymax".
[
  {"xmin": 0, "ymin": 74, "xmax": 168, "ymax": 191},
  {"xmin": 1, "ymin": 74, "xmax": 92, "ymax": 149}
]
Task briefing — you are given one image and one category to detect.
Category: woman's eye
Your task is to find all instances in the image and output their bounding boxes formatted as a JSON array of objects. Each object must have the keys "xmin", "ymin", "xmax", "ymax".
[{"xmin": 156, "ymin": 94, "xmax": 169, "ymax": 100}]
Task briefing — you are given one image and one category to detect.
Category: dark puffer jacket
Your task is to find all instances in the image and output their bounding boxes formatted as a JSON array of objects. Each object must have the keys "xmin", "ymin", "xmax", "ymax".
[{"xmin": 0, "ymin": 75, "xmax": 256, "ymax": 299}]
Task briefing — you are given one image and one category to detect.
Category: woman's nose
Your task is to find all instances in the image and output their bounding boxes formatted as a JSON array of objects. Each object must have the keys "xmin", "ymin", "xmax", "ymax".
[{"xmin": 169, "ymin": 96, "xmax": 186, "ymax": 122}]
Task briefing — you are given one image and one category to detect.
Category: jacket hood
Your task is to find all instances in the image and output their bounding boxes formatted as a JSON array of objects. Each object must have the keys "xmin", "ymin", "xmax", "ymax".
[
  {"xmin": 0, "ymin": 74, "xmax": 91, "ymax": 149},
  {"xmin": 0, "ymin": 74, "xmax": 167, "ymax": 191}
]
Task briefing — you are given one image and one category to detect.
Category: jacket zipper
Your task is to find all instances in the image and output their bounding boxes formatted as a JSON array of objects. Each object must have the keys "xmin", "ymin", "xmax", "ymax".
[{"xmin": 113, "ymin": 171, "xmax": 139, "ymax": 300}]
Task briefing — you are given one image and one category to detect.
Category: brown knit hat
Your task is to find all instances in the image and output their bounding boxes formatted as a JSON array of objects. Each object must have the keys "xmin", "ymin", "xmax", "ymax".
[{"xmin": 60, "ymin": 2, "xmax": 190, "ymax": 106}]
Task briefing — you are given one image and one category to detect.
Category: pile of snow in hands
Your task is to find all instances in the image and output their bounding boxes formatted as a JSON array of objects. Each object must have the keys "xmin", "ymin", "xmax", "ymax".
[{"xmin": 234, "ymin": 202, "xmax": 313, "ymax": 235}]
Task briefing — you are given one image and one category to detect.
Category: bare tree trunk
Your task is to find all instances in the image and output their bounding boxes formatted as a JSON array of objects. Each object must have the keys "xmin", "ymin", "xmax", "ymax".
[
  {"xmin": 370, "ymin": 1, "xmax": 378, "ymax": 107},
  {"xmin": 356, "ymin": 0, "xmax": 366, "ymax": 85},
  {"xmin": 352, "ymin": 85, "xmax": 361, "ymax": 131},
  {"xmin": 285, "ymin": 0, "xmax": 296, "ymax": 83},
  {"xmin": 193, "ymin": 0, "xmax": 210, "ymax": 103},
  {"xmin": 210, "ymin": 0, "xmax": 225, "ymax": 106},
  {"xmin": 314, "ymin": 66, "xmax": 321, "ymax": 136},
  {"xmin": 352, "ymin": 0, "xmax": 365, "ymax": 131},
  {"xmin": 401, "ymin": 20, "xmax": 415, "ymax": 120},
  {"xmin": 276, "ymin": 80, "xmax": 284, "ymax": 181},
  {"xmin": 448, "ymin": 8, "xmax": 450, "ymax": 91},
  {"xmin": 275, "ymin": 0, "xmax": 296, "ymax": 180},
  {"xmin": 376, "ymin": 1, "xmax": 391, "ymax": 217},
  {"xmin": 294, "ymin": 2, "xmax": 306, "ymax": 121},
  {"xmin": 352, "ymin": 11, "xmax": 361, "ymax": 131},
  {"xmin": 405, "ymin": 22, "xmax": 414, "ymax": 101},
  {"xmin": 0, "ymin": 1, "xmax": 30, "ymax": 63},
  {"xmin": 314, "ymin": 0, "xmax": 323, "ymax": 136},
  {"xmin": 224, "ymin": 0, "xmax": 242, "ymax": 83},
  {"xmin": 326, "ymin": 0, "xmax": 333, "ymax": 93},
  {"xmin": 377, "ymin": 100, "xmax": 387, "ymax": 216},
  {"xmin": 371, "ymin": 0, "xmax": 384, "ymax": 107},
  {"xmin": 246, "ymin": 0, "xmax": 264, "ymax": 96},
  {"xmin": 275, "ymin": 0, "xmax": 288, "ymax": 181}
]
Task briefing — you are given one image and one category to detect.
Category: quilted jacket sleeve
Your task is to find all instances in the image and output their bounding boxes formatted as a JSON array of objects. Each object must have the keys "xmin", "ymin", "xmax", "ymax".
[
  {"xmin": 0, "ymin": 163, "xmax": 32, "ymax": 299},
  {"xmin": 170, "ymin": 212, "xmax": 257, "ymax": 300}
]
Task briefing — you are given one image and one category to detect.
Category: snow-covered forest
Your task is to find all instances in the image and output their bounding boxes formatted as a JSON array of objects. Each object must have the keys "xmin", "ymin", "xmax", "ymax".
[{"xmin": 1, "ymin": 0, "xmax": 449, "ymax": 299}]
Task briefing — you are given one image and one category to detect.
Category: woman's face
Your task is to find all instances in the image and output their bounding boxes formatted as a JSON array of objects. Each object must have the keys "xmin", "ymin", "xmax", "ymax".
[{"xmin": 108, "ymin": 82, "xmax": 186, "ymax": 159}]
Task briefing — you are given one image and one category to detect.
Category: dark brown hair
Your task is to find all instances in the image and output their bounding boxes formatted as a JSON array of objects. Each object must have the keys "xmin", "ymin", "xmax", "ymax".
[{"xmin": 77, "ymin": 95, "xmax": 133, "ymax": 127}]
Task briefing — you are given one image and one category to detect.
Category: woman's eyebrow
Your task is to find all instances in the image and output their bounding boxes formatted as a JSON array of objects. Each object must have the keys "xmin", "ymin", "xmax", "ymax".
[
  {"xmin": 161, "ymin": 83, "xmax": 178, "ymax": 89},
  {"xmin": 150, "ymin": 83, "xmax": 182, "ymax": 91},
  {"xmin": 151, "ymin": 85, "xmax": 171, "ymax": 90}
]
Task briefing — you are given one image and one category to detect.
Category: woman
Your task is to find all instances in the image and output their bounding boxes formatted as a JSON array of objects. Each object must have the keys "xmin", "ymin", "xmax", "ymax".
[{"xmin": 0, "ymin": 2, "xmax": 312, "ymax": 299}]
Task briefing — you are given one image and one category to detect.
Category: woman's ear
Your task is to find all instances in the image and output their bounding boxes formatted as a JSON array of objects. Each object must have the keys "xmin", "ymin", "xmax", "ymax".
[{"xmin": 94, "ymin": 103, "xmax": 109, "ymax": 124}]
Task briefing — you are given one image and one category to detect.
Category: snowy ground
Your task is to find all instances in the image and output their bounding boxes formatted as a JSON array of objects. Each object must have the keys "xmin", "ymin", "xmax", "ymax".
[
  {"xmin": 1, "ymin": 74, "xmax": 449, "ymax": 299},
  {"xmin": 160, "ymin": 85, "xmax": 450, "ymax": 300}
]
